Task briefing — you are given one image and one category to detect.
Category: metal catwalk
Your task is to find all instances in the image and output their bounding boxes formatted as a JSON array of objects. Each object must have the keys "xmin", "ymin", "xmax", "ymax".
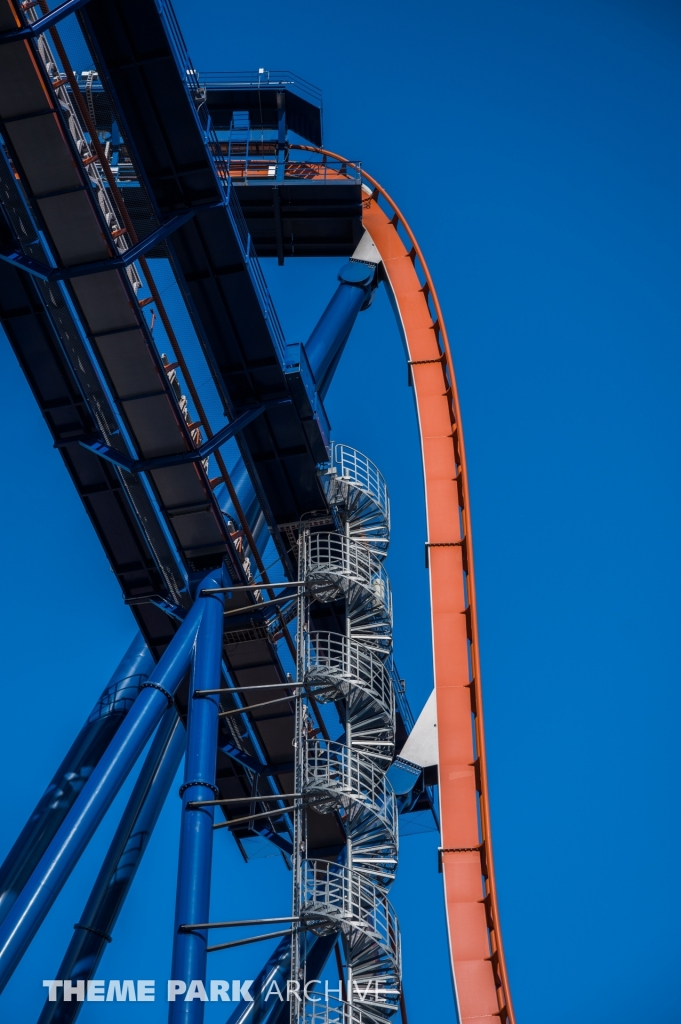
[{"xmin": 0, "ymin": 0, "xmax": 514, "ymax": 1022}]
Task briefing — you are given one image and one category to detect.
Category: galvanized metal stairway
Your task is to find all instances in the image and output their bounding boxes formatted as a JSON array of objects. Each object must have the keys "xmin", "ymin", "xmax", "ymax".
[{"xmin": 293, "ymin": 445, "xmax": 401, "ymax": 1023}]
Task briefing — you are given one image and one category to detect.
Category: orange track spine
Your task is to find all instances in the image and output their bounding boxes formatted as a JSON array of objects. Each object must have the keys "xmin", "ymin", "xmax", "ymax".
[{"xmin": 292, "ymin": 146, "xmax": 516, "ymax": 1024}]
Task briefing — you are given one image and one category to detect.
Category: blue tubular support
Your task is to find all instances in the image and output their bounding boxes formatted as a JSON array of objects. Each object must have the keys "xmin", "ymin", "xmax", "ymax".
[
  {"xmin": 36, "ymin": 708, "xmax": 185, "ymax": 1024},
  {"xmin": 304, "ymin": 261, "xmax": 376, "ymax": 399},
  {"xmin": 169, "ymin": 583, "xmax": 226, "ymax": 1023},
  {"xmin": 0, "ymin": 567, "xmax": 227, "ymax": 994},
  {"xmin": 0, "ymin": 210, "xmax": 197, "ymax": 279},
  {"xmin": 223, "ymin": 933, "xmax": 337, "ymax": 1024},
  {"xmin": 0, "ymin": 632, "xmax": 154, "ymax": 929}
]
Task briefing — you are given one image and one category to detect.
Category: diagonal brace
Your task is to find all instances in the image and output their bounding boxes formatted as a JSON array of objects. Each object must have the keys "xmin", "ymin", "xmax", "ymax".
[
  {"xmin": 0, "ymin": 210, "xmax": 197, "ymax": 282},
  {"xmin": 0, "ymin": 0, "xmax": 92, "ymax": 43},
  {"xmin": 80, "ymin": 403, "xmax": 283, "ymax": 474},
  {"xmin": 219, "ymin": 741, "xmax": 292, "ymax": 777}
]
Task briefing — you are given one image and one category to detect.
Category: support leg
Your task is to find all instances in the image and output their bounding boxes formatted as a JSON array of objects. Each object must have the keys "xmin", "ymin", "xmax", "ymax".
[
  {"xmin": 0, "ymin": 566, "xmax": 226, "ymax": 994},
  {"xmin": 0, "ymin": 632, "xmax": 153, "ymax": 927},
  {"xmin": 37, "ymin": 706, "xmax": 185, "ymax": 1024},
  {"xmin": 223, "ymin": 934, "xmax": 335, "ymax": 1024},
  {"xmin": 304, "ymin": 261, "xmax": 376, "ymax": 398},
  {"xmin": 169, "ymin": 584, "xmax": 226, "ymax": 1023}
]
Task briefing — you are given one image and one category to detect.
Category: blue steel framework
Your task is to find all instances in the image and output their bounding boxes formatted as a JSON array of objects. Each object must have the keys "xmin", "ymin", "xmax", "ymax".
[{"xmin": 0, "ymin": 0, "xmax": 437, "ymax": 1022}]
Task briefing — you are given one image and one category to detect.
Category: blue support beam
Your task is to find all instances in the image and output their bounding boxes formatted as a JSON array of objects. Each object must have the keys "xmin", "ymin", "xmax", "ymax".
[
  {"xmin": 219, "ymin": 741, "xmax": 271, "ymax": 776},
  {"xmin": 169, "ymin": 583, "xmax": 226, "ymax": 1022},
  {"xmin": 37, "ymin": 707, "xmax": 185, "ymax": 1024},
  {"xmin": 213, "ymin": 455, "xmax": 269, "ymax": 555},
  {"xmin": 0, "ymin": 567, "xmax": 227, "ymax": 994},
  {"xmin": 304, "ymin": 261, "xmax": 376, "ymax": 399},
  {"xmin": 80, "ymin": 402, "xmax": 289, "ymax": 475},
  {"xmin": 0, "ymin": 0, "xmax": 93, "ymax": 42},
  {"xmin": 223, "ymin": 932, "xmax": 336, "ymax": 1024},
  {"xmin": 0, "ymin": 210, "xmax": 200, "ymax": 282},
  {"xmin": 224, "ymin": 935, "xmax": 291, "ymax": 1024},
  {"xmin": 0, "ymin": 633, "xmax": 154, "ymax": 929}
]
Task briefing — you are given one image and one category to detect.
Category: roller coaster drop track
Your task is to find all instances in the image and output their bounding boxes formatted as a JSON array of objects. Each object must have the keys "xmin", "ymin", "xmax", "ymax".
[
  {"xmin": 292, "ymin": 146, "xmax": 515, "ymax": 1024},
  {"xmin": 0, "ymin": 3, "xmax": 515, "ymax": 1021}
]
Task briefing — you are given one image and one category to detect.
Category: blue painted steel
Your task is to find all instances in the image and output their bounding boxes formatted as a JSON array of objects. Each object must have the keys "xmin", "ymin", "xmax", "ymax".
[
  {"xmin": 0, "ymin": 210, "xmax": 200, "ymax": 280},
  {"xmin": 84, "ymin": 0, "xmax": 288, "ymax": 362},
  {"xmin": 214, "ymin": 458, "xmax": 268, "ymax": 554},
  {"xmin": 81, "ymin": 403, "xmax": 282, "ymax": 475},
  {"xmin": 0, "ymin": 567, "xmax": 226, "ymax": 994},
  {"xmin": 224, "ymin": 936, "xmax": 292, "ymax": 1024},
  {"xmin": 223, "ymin": 933, "xmax": 336, "ymax": 1024},
  {"xmin": 0, "ymin": 0, "xmax": 92, "ymax": 42},
  {"xmin": 387, "ymin": 757, "xmax": 422, "ymax": 797},
  {"xmin": 37, "ymin": 708, "xmax": 185, "ymax": 1024},
  {"xmin": 218, "ymin": 742, "xmax": 293, "ymax": 779},
  {"xmin": 0, "ymin": 142, "xmax": 219, "ymax": 606},
  {"xmin": 304, "ymin": 261, "xmax": 376, "ymax": 398},
  {"xmin": 0, "ymin": 632, "xmax": 153, "ymax": 929},
  {"xmin": 283, "ymin": 342, "xmax": 332, "ymax": 458},
  {"xmin": 169, "ymin": 585, "xmax": 226, "ymax": 1023}
]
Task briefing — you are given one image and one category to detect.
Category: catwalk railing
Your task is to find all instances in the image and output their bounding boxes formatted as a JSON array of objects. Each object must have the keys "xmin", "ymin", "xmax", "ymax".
[{"xmin": 321, "ymin": 445, "xmax": 390, "ymax": 559}]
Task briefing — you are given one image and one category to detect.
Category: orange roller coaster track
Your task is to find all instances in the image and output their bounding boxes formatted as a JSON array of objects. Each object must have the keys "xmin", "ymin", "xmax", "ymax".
[{"xmin": 293, "ymin": 145, "xmax": 516, "ymax": 1024}]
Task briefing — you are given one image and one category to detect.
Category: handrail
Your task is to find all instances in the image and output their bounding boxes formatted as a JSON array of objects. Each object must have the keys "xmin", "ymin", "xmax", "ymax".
[
  {"xmin": 197, "ymin": 69, "xmax": 322, "ymax": 106},
  {"xmin": 301, "ymin": 859, "xmax": 401, "ymax": 977},
  {"xmin": 305, "ymin": 533, "xmax": 393, "ymax": 631},
  {"xmin": 304, "ymin": 632, "xmax": 394, "ymax": 718}
]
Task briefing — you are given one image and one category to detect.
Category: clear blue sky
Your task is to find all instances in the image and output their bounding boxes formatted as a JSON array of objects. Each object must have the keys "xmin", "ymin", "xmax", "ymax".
[{"xmin": 1, "ymin": 1, "xmax": 680, "ymax": 1021}]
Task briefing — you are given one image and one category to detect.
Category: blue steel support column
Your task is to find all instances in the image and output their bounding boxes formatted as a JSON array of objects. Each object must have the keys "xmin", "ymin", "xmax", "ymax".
[
  {"xmin": 0, "ymin": 566, "xmax": 227, "ymax": 994},
  {"xmin": 304, "ymin": 261, "xmax": 376, "ymax": 399},
  {"xmin": 224, "ymin": 935, "xmax": 292, "ymax": 1024},
  {"xmin": 223, "ymin": 934, "xmax": 337, "ymax": 1024},
  {"xmin": 37, "ymin": 707, "xmax": 185, "ymax": 1024},
  {"xmin": 169, "ymin": 582, "xmax": 226, "ymax": 1023},
  {"xmin": 0, "ymin": 632, "xmax": 154, "ymax": 927}
]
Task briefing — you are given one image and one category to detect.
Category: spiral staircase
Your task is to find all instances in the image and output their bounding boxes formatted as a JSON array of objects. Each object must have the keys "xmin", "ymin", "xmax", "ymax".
[{"xmin": 292, "ymin": 445, "xmax": 401, "ymax": 1024}]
